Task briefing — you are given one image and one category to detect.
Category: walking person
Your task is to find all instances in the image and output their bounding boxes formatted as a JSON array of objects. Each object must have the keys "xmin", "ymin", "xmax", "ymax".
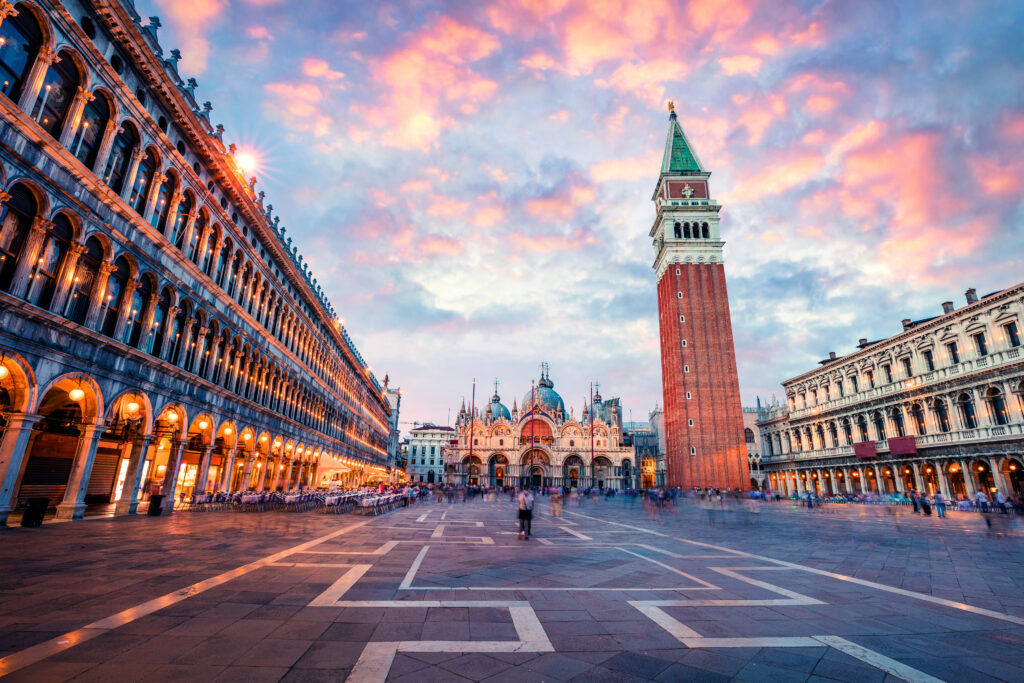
[
  {"xmin": 517, "ymin": 488, "xmax": 535, "ymax": 539},
  {"xmin": 975, "ymin": 489, "xmax": 989, "ymax": 513},
  {"xmin": 934, "ymin": 491, "xmax": 946, "ymax": 518}
]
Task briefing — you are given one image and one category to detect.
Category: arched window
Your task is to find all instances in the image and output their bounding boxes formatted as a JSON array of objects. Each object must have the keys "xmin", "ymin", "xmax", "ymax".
[
  {"xmin": 828, "ymin": 422, "xmax": 838, "ymax": 447},
  {"xmin": 129, "ymin": 148, "xmax": 157, "ymax": 214},
  {"xmin": 0, "ymin": 4, "xmax": 43, "ymax": 101},
  {"xmin": 683, "ymin": 222, "xmax": 691, "ymax": 239},
  {"xmin": 673, "ymin": 222, "xmax": 681, "ymax": 239},
  {"xmin": 957, "ymin": 393, "xmax": 977, "ymax": 429},
  {"xmin": 857, "ymin": 415, "xmax": 869, "ymax": 442},
  {"xmin": 167, "ymin": 303, "xmax": 187, "ymax": 364},
  {"xmin": 841, "ymin": 419, "xmax": 853, "ymax": 445},
  {"xmin": 215, "ymin": 238, "xmax": 231, "ymax": 287},
  {"xmin": 911, "ymin": 403, "xmax": 927, "ymax": 435},
  {"xmin": 0, "ymin": 183, "xmax": 37, "ymax": 291},
  {"xmin": 933, "ymin": 399, "xmax": 951, "ymax": 433},
  {"xmin": 26, "ymin": 212, "xmax": 73, "ymax": 309},
  {"xmin": 197, "ymin": 326, "xmax": 215, "ymax": 377},
  {"xmin": 72, "ymin": 91, "xmax": 110, "ymax": 168},
  {"xmin": 102, "ymin": 122, "xmax": 138, "ymax": 193},
  {"xmin": 124, "ymin": 273, "xmax": 151, "ymax": 347},
  {"xmin": 226, "ymin": 251, "xmax": 241, "ymax": 297},
  {"xmin": 188, "ymin": 211, "xmax": 206, "ymax": 263},
  {"xmin": 64, "ymin": 236, "xmax": 102, "ymax": 324},
  {"xmin": 891, "ymin": 408, "xmax": 905, "ymax": 437},
  {"xmin": 211, "ymin": 334, "xmax": 227, "ymax": 384},
  {"xmin": 171, "ymin": 192, "xmax": 192, "ymax": 249},
  {"xmin": 100, "ymin": 256, "xmax": 129, "ymax": 336},
  {"xmin": 744, "ymin": 427, "xmax": 755, "ymax": 443},
  {"xmin": 702, "ymin": 222, "xmax": 709, "ymax": 238},
  {"xmin": 987, "ymin": 388, "xmax": 1009, "ymax": 426},
  {"xmin": 149, "ymin": 288, "xmax": 172, "ymax": 356},
  {"xmin": 183, "ymin": 315, "xmax": 202, "ymax": 370},
  {"xmin": 35, "ymin": 50, "xmax": 82, "ymax": 138},
  {"xmin": 151, "ymin": 172, "xmax": 176, "ymax": 230}
]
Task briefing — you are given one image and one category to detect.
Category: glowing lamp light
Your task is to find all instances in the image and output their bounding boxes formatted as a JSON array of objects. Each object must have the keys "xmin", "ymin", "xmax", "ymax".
[
  {"xmin": 261, "ymin": 435, "xmax": 269, "ymax": 442},
  {"xmin": 224, "ymin": 427, "xmax": 233, "ymax": 435},
  {"xmin": 126, "ymin": 401, "xmax": 140, "ymax": 414},
  {"xmin": 166, "ymin": 412, "xmax": 178, "ymax": 424},
  {"xmin": 199, "ymin": 420, "xmax": 209, "ymax": 430},
  {"xmin": 243, "ymin": 433, "xmax": 251, "ymax": 441},
  {"xmin": 0, "ymin": 364, "xmax": 9, "ymax": 380},
  {"xmin": 68, "ymin": 388, "xmax": 85, "ymax": 402}
]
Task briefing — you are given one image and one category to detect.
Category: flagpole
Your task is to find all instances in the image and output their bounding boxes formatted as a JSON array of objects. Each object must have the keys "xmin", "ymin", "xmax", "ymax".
[
  {"xmin": 468, "ymin": 377, "xmax": 475, "ymax": 485},
  {"xmin": 590, "ymin": 381, "xmax": 595, "ymax": 488}
]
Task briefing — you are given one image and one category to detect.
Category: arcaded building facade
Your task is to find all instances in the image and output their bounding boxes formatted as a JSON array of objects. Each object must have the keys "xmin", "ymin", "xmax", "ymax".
[
  {"xmin": 0, "ymin": 0, "xmax": 390, "ymax": 524},
  {"xmin": 446, "ymin": 369, "xmax": 636, "ymax": 489},
  {"xmin": 757, "ymin": 284, "xmax": 1024, "ymax": 500}
]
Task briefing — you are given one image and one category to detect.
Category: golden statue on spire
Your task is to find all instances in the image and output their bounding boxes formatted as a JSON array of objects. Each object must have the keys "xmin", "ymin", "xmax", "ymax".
[{"xmin": 667, "ymin": 100, "xmax": 675, "ymax": 113}]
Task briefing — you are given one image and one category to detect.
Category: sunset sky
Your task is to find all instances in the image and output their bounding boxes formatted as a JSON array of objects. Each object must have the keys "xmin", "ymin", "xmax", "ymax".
[{"xmin": 144, "ymin": 0, "xmax": 1024, "ymax": 426}]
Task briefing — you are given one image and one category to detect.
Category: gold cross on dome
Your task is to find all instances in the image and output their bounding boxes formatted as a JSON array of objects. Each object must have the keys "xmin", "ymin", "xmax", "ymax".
[{"xmin": 681, "ymin": 183, "xmax": 694, "ymax": 198}]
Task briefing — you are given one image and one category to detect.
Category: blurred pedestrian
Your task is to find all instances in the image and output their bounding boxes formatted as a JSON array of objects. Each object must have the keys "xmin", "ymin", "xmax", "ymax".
[{"xmin": 518, "ymin": 488, "xmax": 535, "ymax": 539}]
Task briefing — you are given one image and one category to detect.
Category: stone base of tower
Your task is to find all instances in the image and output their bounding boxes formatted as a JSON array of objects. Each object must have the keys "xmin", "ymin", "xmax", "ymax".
[{"xmin": 657, "ymin": 262, "xmax": 750, "ymax": 490}]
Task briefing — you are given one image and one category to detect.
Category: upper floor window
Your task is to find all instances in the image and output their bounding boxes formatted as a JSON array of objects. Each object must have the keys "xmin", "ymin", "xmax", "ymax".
[
  {"xmin": 882, "ymin": 365, "xmax": 892, "ymax": 383},
  {"xmin": 101, "ymin": 256, "xmax": 130, "ymax": 337},
  {"xmin": 901, "ymin": 358, "xmax": 912, "ymax": 377},
  {"xmin": 172, "ymin": 192, "xmax": 193, "ymax": 248},
  {"xmin": 973, "ymin": 332, "xmax": 988, "ymax": 357},
  {"xmin": 837, "ymin": 379, "xmax": 844, "ymax": 397},
  {"xmin": 865, "ymin": 370, "xmax": 875, "ymax": 389},
  {"xmin": 934, "ymin": 399, "xmax": 951, "ymax": 433},
  {"xmin": 152, "ymin": 172, "xmax": 176, "ymax": 230},
  {"xmin": 1006, "ymin": 321, "xmax": 1021, "ymax": 348},
  {"xmin": 957, "ymin": 393, "xmax": 978, "ymax": 429},
  {"xmin": 25, "ymin": 213, "xmax": 73, "ymax": 310},
  {"xmin": 744, "ymin": 428, "xmax": 755, "ymax": 443},
  {"xmin": 64, "ymin": 236, "xmax": 102, "ymax": 325},
  {"xmin": 35, "ymin": 51, "xmax": 80, "ymax": 137},
  {"xmin": 911, "ymin": 403, "xmax": 926, "ymax": 435},
  {"xmin": 103, "ymin": 122, "xmax": 140, "ymax": 194},
  {"xmin": 0, "ymin": 183, "xmax": 36, "ymax": 291},
  {"xmin": 0, "ymin": 4, "xmax": 43, "ymax": 101},
  {"xmin": 923, "ymin": 349, "xmax": 935, "ymax": 372},
  {"xmin": 129, "ymin": 148, "xmax": 158, "ymax": 214},
  {"xmin": 946, "ymin": 341, "xmax": 960, "ymax": 364},
  {"xmin": 72, "ymin": 91, "xmax": 111, "ymax": 168},
  {"xmin": 850, "ymin": 375, "xmax": 859, "ymax": 392}
]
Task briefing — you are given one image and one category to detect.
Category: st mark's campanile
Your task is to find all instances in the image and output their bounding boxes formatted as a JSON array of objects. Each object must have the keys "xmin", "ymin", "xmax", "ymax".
[{"xmin": 650, "ymin": 104, "xmax": 749, "ymax": 490}]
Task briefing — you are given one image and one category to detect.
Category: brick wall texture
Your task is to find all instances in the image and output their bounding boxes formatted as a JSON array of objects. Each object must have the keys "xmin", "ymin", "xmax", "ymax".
[{"xmin": 657, "ymin": 262, "xmax": 750, "ymax": 489}]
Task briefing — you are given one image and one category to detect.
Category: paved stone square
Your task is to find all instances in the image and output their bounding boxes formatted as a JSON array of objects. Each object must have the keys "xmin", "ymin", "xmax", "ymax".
[{"xmin": 2, "ymin": 499, "xmax": 1024, "ymax": 682}]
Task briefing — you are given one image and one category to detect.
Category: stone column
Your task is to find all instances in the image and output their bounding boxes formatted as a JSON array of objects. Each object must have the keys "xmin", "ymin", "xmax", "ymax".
[
  {"xmin": 218, "ymin": 448, "xmax": 236, "ymax": 492},
  {"xmin": 959, "ymin": 459, "xmax": 976, "ymax": 497},
  {"xmin": 194, "ymin": 225, "xmax": 211, "ymax": 268},
  {"xmin": 142, "ymin": 173, "xmax": 165, "ymax": 226},
  {"xmin": 137, "ymin": 291, "xmax": 160, "ymax": 353},
  {"xmin": 161, "ymin": 192, "xmax": 183, "ymax": 240},
  {"xmin": 0, "ymin": 414, "xmax": 42, "ymax": 526},
  {"xmin": 55, "ymin": 424, "xmax": 103, "ymax": 520},
  {"xmin": 111, "ymin": 277, "xmax": 139, "ymax": 342},
  {"xmin": 17, "ymin": 46, "xmax": 60, "ymax": 113},
  {"xmin": 160, "ymin": 439, "xmax": 187, "ymax": 513},
  {"xmin": 936, "ymin": 460, "xmax": 952, "ymax": 500},
  {"xmin": 114, "ymin": 435, "xmax": 153, "ymax": 515},
  {"xmin": 157, "ymin": 305, "xmax": 179, "ymax": 361},
  {"xmin": 119, "ymin": 148, "xmax": 145, "ymax": 203},
  {"xmin": 8, "ymin": 217, "xmax": 52, "ymax": 299},
  {"xmin": 50, "ymin": 242, "xmax": 85, "ymax": 314},
  {"xmin": 58, "ymin": 86, "xmax": 94, "ymax": 148},
  {"xmin": 239, "ymin": 450, "xmax": 255, "ymax": 491},
  {"xmin": 988, "ymin": 456, "xmax": 1008, "ymax": 496},
  {"xmin": 83, "ymin": 261, "xmax": 115, "ymax": 330},
  {"xmin": 208, "ymin": 239, "xmax": 224, "ymax": 279},
  {"xmin": 911, "ymin": 462, "xmax": 925, "ymax": 493},
  {"xmin": 177, "ymin": 318, "xmax": 196, "ymax": 370},
  {"xmin": 193, "ymin": 446, "xmax": 215, "ymax": 495},
  {"xmin": 190, "ymin": 327, "xmax": 209, "ymax": 375},
  {"xmin": 92, "ymin": 121, "xmax": 120, "ymax": 176}
]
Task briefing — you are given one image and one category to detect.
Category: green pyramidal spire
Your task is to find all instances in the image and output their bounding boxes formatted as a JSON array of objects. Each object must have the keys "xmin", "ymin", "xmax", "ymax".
[{"xmin": 661, "ymin": 108, "xmax": 704, "ymax": 174}]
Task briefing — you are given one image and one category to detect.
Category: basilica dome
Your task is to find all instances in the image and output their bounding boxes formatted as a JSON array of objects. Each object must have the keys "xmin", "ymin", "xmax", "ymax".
[
  {"xmin": 522, "ymin": 375, "xmax": 565, "ymax": 415},
  {"xmin": 488, "ymin": 394, "xmax": 511, "ymax": 420}
]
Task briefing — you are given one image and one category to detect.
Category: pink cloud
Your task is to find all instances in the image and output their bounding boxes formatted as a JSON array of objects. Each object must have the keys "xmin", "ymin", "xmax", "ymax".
[
  {"xmin": 719, "ymin": 55, "xmax": 762, "ymax": 76},
  {"xmin": 263, "ymin": 82, "xmax": 333, "ymax": 136},
  {"xmin": 356, "ymin": 17, "xmax": 500, "ymax": 150},
  {"xmin": 595, "ymin": 59, "xmax": 690, "ymax": 106},
  {"xmin": 426, "ymin": 195, "xmax": 470, "ymax": 219},
  {"xmin": 734, "ymin": 94, "xmax": 787, "ymax": 144},
  {"xmin": 155, "ymin": 0, "xmax": 227, "ymax": 73},
  {"xmin": 970, "ymin": 156, "xmax": 1024, "ymax": 197},
  {"xmin": 506, "ymin": 226, "xmax": 596, "ymax": 253},
  {"xmin": 400, "ymin": 179, "xmax": 432, "ymax": 193},
  {"xmin": 417, "ymin": 235, "xmax": 464, "ymax": 257},
  {"xmin": 302, "ymin": 58, "xmax": 345, "ymax": 80},
  {"xmin": 590, "ymin": 152, "xmax": 660, "ymax": 183},
  {"xmin": 733, "ymin": 154, "xmax": 825, "ymax": 201}
]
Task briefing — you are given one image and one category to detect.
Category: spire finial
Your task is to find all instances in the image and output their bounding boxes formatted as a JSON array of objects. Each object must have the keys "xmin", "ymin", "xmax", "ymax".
[{"xmin": 667, "ymin": 100, "xmax": 674, "ymax": 113}]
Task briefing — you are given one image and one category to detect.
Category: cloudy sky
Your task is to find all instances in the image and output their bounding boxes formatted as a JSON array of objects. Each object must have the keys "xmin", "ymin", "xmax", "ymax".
[{"xmin": 143, "ymin": 0, "xmax": 1024, "ymax": 427}]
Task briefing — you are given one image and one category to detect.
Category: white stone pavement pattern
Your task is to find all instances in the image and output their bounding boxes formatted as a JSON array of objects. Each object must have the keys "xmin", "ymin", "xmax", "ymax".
[{"xmin": 1, "ymin": 499, "xmax": 1023, "ymax": 681}]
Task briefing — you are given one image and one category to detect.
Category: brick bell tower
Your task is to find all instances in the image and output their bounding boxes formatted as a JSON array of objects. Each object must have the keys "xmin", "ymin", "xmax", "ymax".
[{"xmin": 650, "ymin": 103, "xmax": 749, "ymax": 490}]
